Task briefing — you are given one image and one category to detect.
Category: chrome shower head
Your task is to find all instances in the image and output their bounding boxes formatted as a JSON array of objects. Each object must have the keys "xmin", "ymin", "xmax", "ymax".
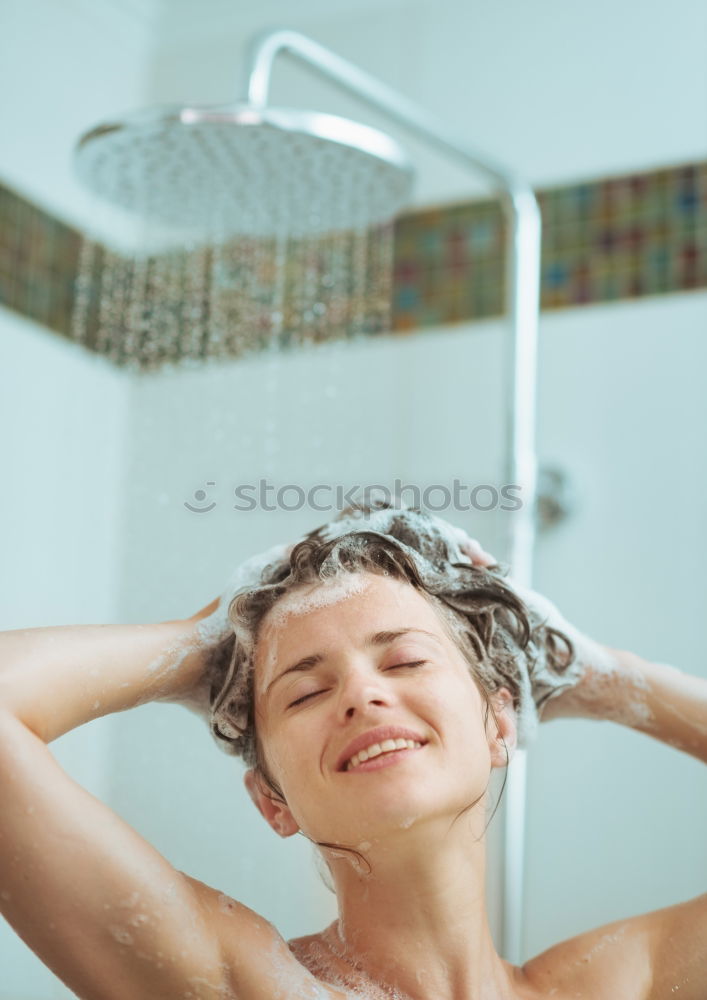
[{"xmin": 74, "ymin": 102, "xmax": 414, "ymax": 239}]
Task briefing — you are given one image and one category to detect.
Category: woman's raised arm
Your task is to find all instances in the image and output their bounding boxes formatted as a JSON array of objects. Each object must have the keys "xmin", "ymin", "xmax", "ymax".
[
  {"xmin": 0, "ymin": 606, "xmax": 329, "ymax": 1000},
  {"xmin": 0, "ymin": 603, "xmax": 222, "ymax": 744},
  {"xmin": 540, "ymin": 647, "xmax": 707, "ymax": 766}
]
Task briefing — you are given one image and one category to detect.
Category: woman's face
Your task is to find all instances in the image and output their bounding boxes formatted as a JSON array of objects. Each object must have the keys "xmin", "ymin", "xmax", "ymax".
[{"xmin": 246, "ymin": 571, "xmax": 514, "ymax": 846}]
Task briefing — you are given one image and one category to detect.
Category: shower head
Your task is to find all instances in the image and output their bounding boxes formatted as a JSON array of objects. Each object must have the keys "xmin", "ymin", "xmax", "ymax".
[{"xmin": 74, "ymin": 102, "xmax": 415, "ymax": 239}]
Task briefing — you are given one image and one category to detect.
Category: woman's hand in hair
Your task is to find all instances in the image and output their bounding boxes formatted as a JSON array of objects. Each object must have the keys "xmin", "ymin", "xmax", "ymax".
[
  {"xmin": 191, "ymin": 540, "xmax": 295, "ymax": 647},
  {"xmin": 448, "ymin": 526, "xmax": 498, "ymax": 568},
  {"xmin": 165, "ymin": 541, "xmax": 296, "ymax": 722},
  {"xmin": 513, "ymin": 583, "xmax": 704, "ymax": 763},
  {"xmin": 502, "ymin": 580, "xmax": 624, "ymax": 725}
]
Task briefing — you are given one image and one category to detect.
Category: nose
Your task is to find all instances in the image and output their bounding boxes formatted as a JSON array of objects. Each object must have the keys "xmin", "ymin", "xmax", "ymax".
[{"xmin": 336, "ymin": 662, "xmax": 395, "ymax": 720}]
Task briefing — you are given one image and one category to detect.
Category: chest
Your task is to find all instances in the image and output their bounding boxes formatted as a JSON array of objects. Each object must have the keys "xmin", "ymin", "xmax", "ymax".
[
  {"xmin": 288, "ymin": 936, "xmax": 415, "ymax": 999},
  {"xmin": 287, "ymin": 933, "xmax": 649, "ymax": 1000}
]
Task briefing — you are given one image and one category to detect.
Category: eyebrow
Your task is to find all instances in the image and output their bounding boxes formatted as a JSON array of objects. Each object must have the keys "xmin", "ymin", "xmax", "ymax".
[{"xmin": 264, "ymin": 628, "xmax": 443, "ymax": 699}]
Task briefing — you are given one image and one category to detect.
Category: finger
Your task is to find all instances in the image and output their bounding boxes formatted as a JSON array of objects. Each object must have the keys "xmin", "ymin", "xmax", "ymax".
[
  {"xmin": 471, "ymin": 552, "xmax": 498, "ymax": 568},
  {"xmin": 459, "ymin": 536, "xmax": 498, "ymax": 567},
  {"xmin": 192, "ymin": 597, "xmax": 221, "ymax": 622}
]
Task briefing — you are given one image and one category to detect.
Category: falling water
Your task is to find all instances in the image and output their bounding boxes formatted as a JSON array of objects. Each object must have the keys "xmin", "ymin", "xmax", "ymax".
[{"xmin": 71, "ymin": 221, "xmax": 397, "ymax": 373}]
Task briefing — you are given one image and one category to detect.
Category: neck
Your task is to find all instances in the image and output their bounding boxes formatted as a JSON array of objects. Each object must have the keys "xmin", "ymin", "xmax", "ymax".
[{"xmin": 324, "ymin": 814, "xmax": 525, "ymax": 1000}]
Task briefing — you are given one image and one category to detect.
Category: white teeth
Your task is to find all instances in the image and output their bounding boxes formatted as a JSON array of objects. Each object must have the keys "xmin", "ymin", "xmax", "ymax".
[{"xmin": 346, "ymin": 738, "xmax": 423, "ymax": 771}]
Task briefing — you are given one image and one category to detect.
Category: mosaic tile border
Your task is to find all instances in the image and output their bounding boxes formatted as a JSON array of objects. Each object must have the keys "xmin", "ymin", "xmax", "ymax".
[
  {"xmin": 392, "ymin": 162, "xmax": 707, "ymax": 329},
  {"xmin": 0, "ymin": 186, "xmax": 81, "ymax": 339},
  {"xmin": 1, "ymin": 160, "xmax": 705, "ymax": 362}
]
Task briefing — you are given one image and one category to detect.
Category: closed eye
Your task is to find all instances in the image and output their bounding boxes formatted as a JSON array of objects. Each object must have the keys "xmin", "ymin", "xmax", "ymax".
[
  {"xmin": 287, "ymin": 661, "xmax": 427, "ymax": 708},
  {"xmin": 386, "ymin": 660, "xmax": 427, "ymax": 670},
  {"xmin": 288, "ymin": 689, "xmax": 326, "ymax": 708}
]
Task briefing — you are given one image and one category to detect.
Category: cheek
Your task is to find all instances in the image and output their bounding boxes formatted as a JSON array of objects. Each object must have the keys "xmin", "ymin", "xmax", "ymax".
[
  {"xmin": 253, "ymin": 713, "xmax": 289, "ymax": 789},
  {"xmin": 434, "ymin": 672, "xmax": 489, "ymax": 750},
  {"xmin": 258, "ymin": 723, "xmax": 293, "ymax": 781},
  {"xmin": 258, "ymin": 717, "xmax": 317, "ymax": 798}
]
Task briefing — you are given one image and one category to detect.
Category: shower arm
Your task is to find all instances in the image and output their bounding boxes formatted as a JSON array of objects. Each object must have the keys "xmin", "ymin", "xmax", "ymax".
[{"xmin": 244, "ymin": 27, "xmax": 541, "ymax": 965}]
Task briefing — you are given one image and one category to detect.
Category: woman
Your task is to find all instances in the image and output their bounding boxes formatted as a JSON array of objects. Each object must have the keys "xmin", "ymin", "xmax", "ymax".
[{"xmin": 0, "ymin": 503, "xmax": 704, "ymax": 1000}]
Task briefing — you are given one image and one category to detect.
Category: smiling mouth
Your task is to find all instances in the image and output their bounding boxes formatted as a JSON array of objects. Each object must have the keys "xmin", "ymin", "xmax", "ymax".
[{"xmin": 344, "ymin": 739, "xmax": 426, "ymax": 773}]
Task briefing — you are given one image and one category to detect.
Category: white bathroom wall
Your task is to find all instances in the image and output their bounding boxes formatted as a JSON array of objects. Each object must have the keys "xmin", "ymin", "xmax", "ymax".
[
  {"xmin": 0, "ymin": 307, "xmax": 131, "ymax": 999},
  {"xmin": 524, "ymin": 292, "xmax": 707, "ymax": 955},
  {"xmin": 0, "ymin": 308, "xmax": 129, "ymax": 630},
  {"xmin": 1, "ymin": 0, "xmax": 152, "ymax": 245}
]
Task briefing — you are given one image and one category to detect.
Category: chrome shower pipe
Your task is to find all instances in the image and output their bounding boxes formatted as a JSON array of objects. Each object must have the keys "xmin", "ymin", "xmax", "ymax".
[{"xmin": 244, "ymin": 27, "xmax": 541, "ymax": 965}]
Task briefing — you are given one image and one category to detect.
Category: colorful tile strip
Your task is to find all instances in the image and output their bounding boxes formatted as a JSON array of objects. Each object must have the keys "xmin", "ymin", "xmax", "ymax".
[{"xmin": 391, "ymin": 162, "xmax": 707, "ymax": 330}]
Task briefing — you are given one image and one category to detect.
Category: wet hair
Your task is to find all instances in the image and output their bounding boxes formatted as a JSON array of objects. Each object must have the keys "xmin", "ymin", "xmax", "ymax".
[{"xmin": 204, "ymin": 502, "xmax": 576, "ymax": 824}]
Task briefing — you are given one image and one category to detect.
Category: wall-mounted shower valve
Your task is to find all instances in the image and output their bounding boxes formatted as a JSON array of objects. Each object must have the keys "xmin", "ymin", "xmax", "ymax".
[{"xmin": 536, "ymin": 464, "xmax": 576, "ymax": 530}]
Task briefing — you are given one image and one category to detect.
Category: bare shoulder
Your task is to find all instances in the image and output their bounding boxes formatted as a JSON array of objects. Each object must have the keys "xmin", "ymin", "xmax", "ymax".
[
  {"xmin": 522, "ymin": 893, "xmax": 707, "ymax": 1000},
  {"xmin": 184, "ymin": 875, "xmax": 348, "ymax": 999},
  {"xmin": 522, "ymin": 911, "xmax": 652, "ymax": 999}
]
